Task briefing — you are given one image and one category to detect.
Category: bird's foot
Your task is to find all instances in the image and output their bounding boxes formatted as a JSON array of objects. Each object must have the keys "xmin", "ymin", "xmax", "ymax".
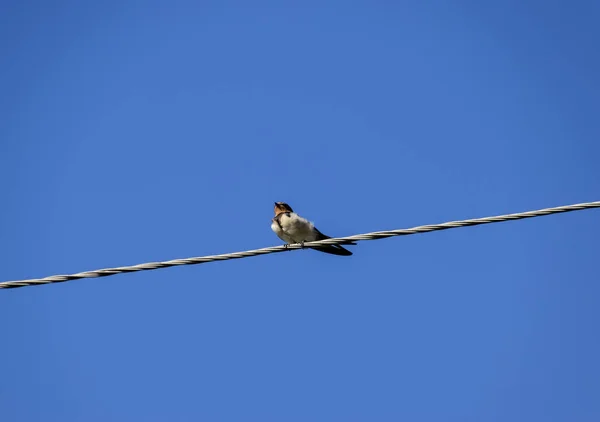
[{"xmin": 300, "ymin": 241, "xmax": 305, "ymax": 249}]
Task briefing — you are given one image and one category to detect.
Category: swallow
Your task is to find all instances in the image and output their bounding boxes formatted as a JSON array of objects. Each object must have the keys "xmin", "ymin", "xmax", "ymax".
[{"xmin": 271, "ymin": 202, "xmax": 356, "ymax": 256}]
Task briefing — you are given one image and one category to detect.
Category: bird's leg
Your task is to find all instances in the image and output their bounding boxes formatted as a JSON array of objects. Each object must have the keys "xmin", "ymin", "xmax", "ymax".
[{"xmin": 300, "ymin": 241, "xmax": 305, "ymax": 249}]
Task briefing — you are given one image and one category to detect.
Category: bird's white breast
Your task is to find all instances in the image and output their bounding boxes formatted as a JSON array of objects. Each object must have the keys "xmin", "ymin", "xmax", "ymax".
[
  {"xmin": 271, "ymin": 218, "xmax": 295, "ymax": 244},
  {"xmin": 279, "ymin": 212, "xmax": 317, "ymax": 242},
  {"xmin": 271, "ymin": 220, "xmax": 283, "ymax": 235}
]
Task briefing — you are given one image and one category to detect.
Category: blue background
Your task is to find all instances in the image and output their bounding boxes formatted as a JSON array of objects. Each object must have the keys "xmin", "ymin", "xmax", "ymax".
[{"xmin": 1, "ymin": 1, "xmax": 599, "ymax": 421}]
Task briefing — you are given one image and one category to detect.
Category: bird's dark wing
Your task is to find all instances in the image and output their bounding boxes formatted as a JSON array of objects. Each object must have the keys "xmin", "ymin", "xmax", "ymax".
[
  {"xmin": 310, "ymin": 228, "xmax": 355, "ymax": 256},
  {"xmin": 310, "ymin": 245, "xmax": 353, "ymax": 256}
]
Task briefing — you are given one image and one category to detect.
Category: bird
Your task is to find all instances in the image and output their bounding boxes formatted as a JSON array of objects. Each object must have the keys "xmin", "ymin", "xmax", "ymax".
[{"xmin": 271, "ymin": 202, "xmax": 356, "ymax": 256}]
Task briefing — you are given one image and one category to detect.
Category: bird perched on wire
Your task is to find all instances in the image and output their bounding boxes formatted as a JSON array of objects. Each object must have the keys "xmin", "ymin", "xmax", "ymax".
[{"xmin": 271, "ymin": 202, "xmax": 356, "ymax": 256}]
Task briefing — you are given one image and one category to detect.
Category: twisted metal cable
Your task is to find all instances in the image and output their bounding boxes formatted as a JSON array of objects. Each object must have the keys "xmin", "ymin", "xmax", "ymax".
[{"xmin": 2, "ymin": 201, "xmax": 599, "ymax": 290}]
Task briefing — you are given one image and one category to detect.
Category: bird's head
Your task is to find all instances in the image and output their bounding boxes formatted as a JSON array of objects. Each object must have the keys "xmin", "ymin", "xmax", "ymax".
[{"xmin": 274, "ymin": 202, "xmax": 293, "ymax": 215}]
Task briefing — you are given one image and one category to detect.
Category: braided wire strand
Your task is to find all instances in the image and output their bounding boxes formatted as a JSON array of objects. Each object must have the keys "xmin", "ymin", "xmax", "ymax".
[{"xmin": 2, "ymin": 201, "xmax": 599, "ymax": 290}]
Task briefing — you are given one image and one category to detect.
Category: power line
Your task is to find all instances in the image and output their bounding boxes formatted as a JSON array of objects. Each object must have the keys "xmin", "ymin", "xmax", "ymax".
[{"xmin": 1, "ymin": 200, "xmax": 599, "ymax": 290}]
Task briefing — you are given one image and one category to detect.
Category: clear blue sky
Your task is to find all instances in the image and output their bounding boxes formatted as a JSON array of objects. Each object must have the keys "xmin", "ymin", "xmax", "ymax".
[{"xmin": 1, "ymin": 1, "xmax": 599, "ymax": 421}]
